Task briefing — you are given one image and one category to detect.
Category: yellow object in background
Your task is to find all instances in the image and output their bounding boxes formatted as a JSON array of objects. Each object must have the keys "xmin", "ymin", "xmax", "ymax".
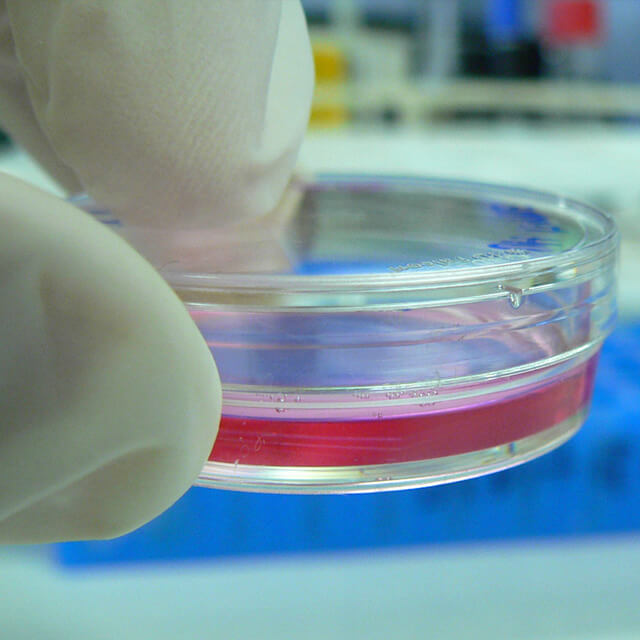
[
  {"xmin": 310, "ymin": 40, "xmax": 349, "ymax": 128},
  {"xmin": 310, "ymin": 102, "xmax": 349, "ymax": 127},
  {"xmin": 312, "ymin": 40, "xmax": 348, "ymax": 82}
]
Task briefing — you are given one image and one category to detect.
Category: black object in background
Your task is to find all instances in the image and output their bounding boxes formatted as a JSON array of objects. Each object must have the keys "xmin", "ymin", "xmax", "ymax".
[{"xmin": 460, "ymin": 21, "xmax": 542, "ymax": 79}]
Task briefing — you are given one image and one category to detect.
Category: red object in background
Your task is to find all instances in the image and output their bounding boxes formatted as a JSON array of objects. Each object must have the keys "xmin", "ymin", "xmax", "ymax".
[{"xmin": 545, "ymin": 0, "xmax": 602, "ymax": 45}]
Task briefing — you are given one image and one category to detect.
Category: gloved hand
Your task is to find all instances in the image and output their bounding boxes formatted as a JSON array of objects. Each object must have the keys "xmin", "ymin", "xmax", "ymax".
[{"xmin": 0, "ymin": 0, "xmax": 314, "ymax": 543}]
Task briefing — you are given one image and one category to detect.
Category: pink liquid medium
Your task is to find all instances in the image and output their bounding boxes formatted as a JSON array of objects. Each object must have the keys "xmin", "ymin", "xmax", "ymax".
[{"xmin": 208, "ymin": 356, "xmax": 598, "ymax": 468}]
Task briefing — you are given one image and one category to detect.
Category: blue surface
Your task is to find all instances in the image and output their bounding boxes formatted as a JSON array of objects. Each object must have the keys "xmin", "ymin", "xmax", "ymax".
[{"xmin": 57, "ymin": 324, "xmax": 640, "ymax": 566}]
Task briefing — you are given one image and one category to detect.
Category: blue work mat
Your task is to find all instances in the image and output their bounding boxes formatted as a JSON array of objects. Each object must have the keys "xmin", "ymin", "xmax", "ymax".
[{"xmin": 56, "ymin": 323, "xmax": 640, "ymax": 566}]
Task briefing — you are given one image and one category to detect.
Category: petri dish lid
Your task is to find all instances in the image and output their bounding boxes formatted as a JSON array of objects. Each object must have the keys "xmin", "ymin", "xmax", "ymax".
[
  {"xmin": 79, "ymin": 175, "xmax": 618, "ymax": 493},
  {"xmin": 85, "ymin": 174, "xmax": 618, "ymax": 314}
]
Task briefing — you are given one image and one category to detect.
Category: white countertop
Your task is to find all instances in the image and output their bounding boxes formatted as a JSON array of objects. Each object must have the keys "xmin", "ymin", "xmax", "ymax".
[{"xmin": 2, "ymin": 536, "xmax": 640, "ymax": 640}]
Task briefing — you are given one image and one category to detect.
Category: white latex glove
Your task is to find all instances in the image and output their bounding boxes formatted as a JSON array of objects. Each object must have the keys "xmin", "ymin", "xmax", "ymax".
[{"xmin": 0, "ymin": 1, "xmax": 314, "ymax": 543}]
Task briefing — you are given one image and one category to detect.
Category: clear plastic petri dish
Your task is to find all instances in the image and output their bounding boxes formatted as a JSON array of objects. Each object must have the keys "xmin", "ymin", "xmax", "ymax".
[{"xmin": 80, "ymin": 175, "xmax": 618, "ymax": 493}]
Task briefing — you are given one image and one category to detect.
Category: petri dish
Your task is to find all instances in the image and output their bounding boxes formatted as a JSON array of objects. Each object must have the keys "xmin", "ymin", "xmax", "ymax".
[{"xmin": 81, "ymin": 175, "xmax": 618, "ymax": 493}]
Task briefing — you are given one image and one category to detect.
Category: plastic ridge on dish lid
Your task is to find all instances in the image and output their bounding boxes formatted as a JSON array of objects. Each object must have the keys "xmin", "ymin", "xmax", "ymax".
[{"xmin": 79, "ymin": 175, "xmax": 618, "ymax": 493}]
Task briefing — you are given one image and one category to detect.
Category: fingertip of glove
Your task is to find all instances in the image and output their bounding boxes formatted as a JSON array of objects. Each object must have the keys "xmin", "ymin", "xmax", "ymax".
[{"xmin": 0, "ymin": 172, "xmax": 222, "ymax": 543}]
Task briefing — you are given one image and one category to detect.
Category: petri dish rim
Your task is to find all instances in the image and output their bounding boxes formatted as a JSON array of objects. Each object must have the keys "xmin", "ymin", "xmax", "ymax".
[{"xmin": 164, "ymin": 174, "xmax": 618, "ymax": 310}]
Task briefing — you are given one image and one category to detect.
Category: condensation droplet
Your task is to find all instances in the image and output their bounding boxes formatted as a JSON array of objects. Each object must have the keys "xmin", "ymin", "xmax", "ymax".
[
  {"xmin": 509, "ymin": 290, "xmax": 522, "ymax": 309},
  {"xmin": 273, "ymin": 393, "xmax": 287, "ymax": 412},
  {"xmin": 501, "ymin": 285, "xmax": 523, "ymax": 309}
]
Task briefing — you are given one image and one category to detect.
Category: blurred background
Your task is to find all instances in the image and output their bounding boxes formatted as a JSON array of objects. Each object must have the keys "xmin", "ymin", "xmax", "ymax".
[{"xmin": 2, "ymin": 1, "xmax": 640, "ymax": 639}]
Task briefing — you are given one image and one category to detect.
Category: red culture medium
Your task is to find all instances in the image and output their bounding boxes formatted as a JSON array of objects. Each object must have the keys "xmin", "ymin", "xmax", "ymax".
[{"xmin": 209, "ymin": 356, "xmax": 597, "ymax": 468}]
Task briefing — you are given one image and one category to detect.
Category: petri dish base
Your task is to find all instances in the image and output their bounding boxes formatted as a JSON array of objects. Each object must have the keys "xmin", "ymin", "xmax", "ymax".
[
  {"xmin": 198, "ymin": 413, "xmax": 587, "ymax": 494},
  {"xmin": 197, "ymin": 347, "xmax": 597, "ymax": 493}
]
